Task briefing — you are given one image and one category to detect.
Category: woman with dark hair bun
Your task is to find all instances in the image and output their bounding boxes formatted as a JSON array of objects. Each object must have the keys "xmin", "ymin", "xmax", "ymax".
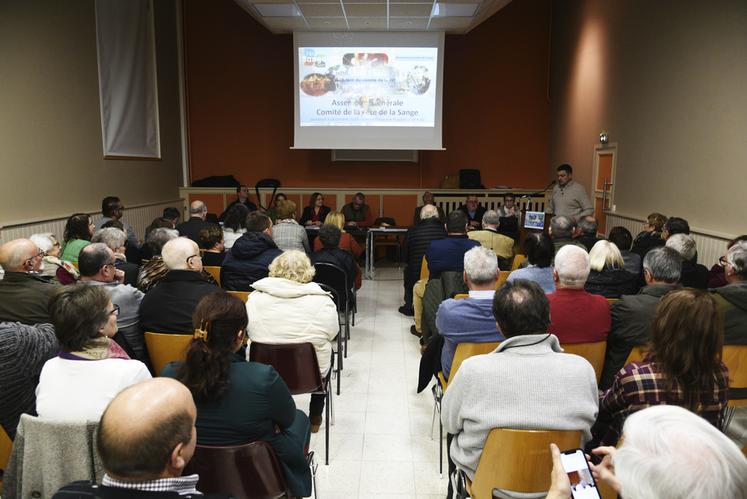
[
  {"xmin": 60, "ymin": 213, "xmax": 94, "ymax": 264},
  {"xmin": 161, "ymin": 292, "xmax": 311, "ymax": 497}
]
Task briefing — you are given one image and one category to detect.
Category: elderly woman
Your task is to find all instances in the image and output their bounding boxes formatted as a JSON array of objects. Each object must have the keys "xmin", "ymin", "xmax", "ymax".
[
  {"xmin": 507, "ymin": 233, "xmax": 556, "ymax": 293},
  {"xmin": 163, "ymin": 292, "xmax": 311, "ymax": 498},
  {"xmin": 247, "ymin": 250, "xmax": 338, "ymax": 432},
  {"xmin": 60, "ymin": 213, "xmax": 94, "ymax": 265},
  {"xmin": 35, "ymin": 285, "xmax": 151, "ymax": 420},
  {"xmin": 585, "ymin": 240, "xmax": 639, "ymax": 298},
  {"xmin": 272, "ymin": 200, "xmax": 310, "ymax": 253},
  {"xmin": 221, "ymin": 203, "xmax": 249, "ymax": 250},
  {"xmin": 300, "ymin": 192, "xmax": 331, "ymax": 227},
  {"xmin": 29, "ymin": 232, "xmax": 79, "ymax": 282},
  {"xmin": 312, "ymin": 211, "xmax": 363, "ymax": 257}
]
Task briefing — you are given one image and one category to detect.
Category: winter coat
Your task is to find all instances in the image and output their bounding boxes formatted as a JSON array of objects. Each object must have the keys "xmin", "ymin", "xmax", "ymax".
[{"xmin": 221, "ymin": 232, "xmax": 283, "ymax": 291}]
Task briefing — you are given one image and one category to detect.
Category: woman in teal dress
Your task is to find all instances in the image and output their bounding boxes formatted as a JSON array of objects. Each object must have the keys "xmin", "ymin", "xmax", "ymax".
[
  {"xmin": 161, "ymin": 292, "xmax": 311, "ymax": 497},
  {"xmin": 59, "ymin": 213, "xmax": 94, "ymax": 265}
]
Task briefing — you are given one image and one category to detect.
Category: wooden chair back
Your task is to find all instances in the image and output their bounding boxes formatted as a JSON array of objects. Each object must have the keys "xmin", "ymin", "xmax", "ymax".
[
  {"xmin": 562, "ymin": 341, "xmax": 607, "ymax": 384},
  {"xmin": 469, "ymin": 428, "xmax": 582, "ymax": 497},
  {"xmin": 453, "ymin": 293, "xmax": 469, "ymax": 300},
  {"xmin": 420, "ymin": 256, "xmax": 429, "ymax": 280},
  {"xmin": 624, "ymin": 345, "xmax": 648, "ymax": 365},
  {"xmin": 144, "ymin": 332, "xmax": 192, "ymax": 375},
  {"xmin": 511, "ymin": 254, "xmax": 526, "ymax": 271},
  {"xmin": 203, "ymin": 265, "xmax": 221, "ymax": 287},
  {"xmin": 447, "ymin": 342, "xmax": 501, "ymax": 389},
  {"xmin": 723, "ymin": 345, "xmax": 747, "ymax": 407},
  {"xmin": 226, "ymin": 290, "xmax": 250, "ymax": 302},
  {"xmin": 0, "ymin": 424, "xmax": 12, "ymax": 488},
  {"xmin": 495, "ymin": 270, "xmax": 511, "ymax": 290}
]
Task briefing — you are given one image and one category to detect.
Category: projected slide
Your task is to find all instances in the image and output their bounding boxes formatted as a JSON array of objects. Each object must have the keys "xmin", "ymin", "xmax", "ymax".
[{"xmin": 298, "ymin": 47, "xmax": 438, "ymax": 127}]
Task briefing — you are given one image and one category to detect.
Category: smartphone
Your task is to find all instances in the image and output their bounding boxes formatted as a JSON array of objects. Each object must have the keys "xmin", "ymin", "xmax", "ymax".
[{"xmin": 559, "ymin": 448, "xmax": 603, "ymax": 499}]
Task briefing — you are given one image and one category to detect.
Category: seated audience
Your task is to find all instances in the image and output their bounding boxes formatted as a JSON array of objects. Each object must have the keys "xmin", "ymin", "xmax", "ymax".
[
  {"xmin": 437, "ymin": 247, "xmax": 505, "ymax": 380},
  {"xmin": 176, "ymin": 201, "xmax": 212, "ymax": 244},
  {"xmin": 218, "ymin": 184, "xmax": 257, "ymax": 222},
  {"xmin": 585, "ymin": 240, "xmax": 639, "ymax": 298},
  {"xmin": 400, "ymin": 205, "xmax": 447, "ymax": 316},
  {"xmin": 162, "ymin": 206, "xmax": 181, "ymax": 227},
  {"xmin": 576, "ymin": 216, "xmax": 603, "ymax": 251},
  {"xmin": 631, "ymin": 212, "xmax": 667, "ymax": 260},
  {"xmin": 496, "ymin": 193, "xmax": 520, "ymax": 242},
  {"xmin": 607, "ymin": 226, "xmax": 641, "ymax": 276},
  {"xmin": 60, "ymin": 213, "xmax": 94, "ymax": 264},
  {"xmin": 0, "ymin": 322, "xmax": 57, "ymax": 439},
  {"xmin": 92, "ymin": 227, "xmax": 139, "ymax": 286},
  {"xmin": 247, "ymin": 251, "xmax": 338, "ymax": 433},
  {"xmin": 30, "ymin": 232, "xmax": 79, "ymax": 282},
  {"xmin": 507, "ymin": 233, "xmax": 556, "ymax": 293},
  {"xmin": 310, "ymin": 224, "xmax": 362, "ymax": 290},
  {"xmin": 600, "ymin": 246, "xmax": 682, "ymax": 389},
  {"xmin": 0, "ymin": 238, "xmax": 58, "ymax": 324},
  {"xmin": 547, "ymin": 245, "xmax": 610, "ymax": 343},
  {"xmin": 712, "ymin": 240, "xmax": 747, "ymax": 345},
  {"xmin": 95, "ymin": 196, "xmax": 139, "ymax": 249},
  {"xmin": 666, "ymin": 233, "xmax": 708, "ymax": 289},
  {"xmin": 79, "ymin": 243, "xmax": 146, "ymax": 360},
  {"xmin": 36, "ymin": 285, "xmax": 151, "ymax": 420},
  {"xmin": 139, "ymin": 238, "xmax": 220, "ymax": 334},
  {"xmin": 137, "ymin": 227, "xmax": 179, "ymax": 292},
  {"xmin": 412, "ymin": 191, "xmax": 445, "ymax": 225},
  {"xmin": 662, "ymin": 216, "xmax": 690, "ymax": 239},
  {"xmin": 458, "ymin": 195, "xmax": 487, "ymax": 230},
  {"xmin": 549, "ymin": 215, "xmax": 585, "ymax": 253},
  {"xmin": 589, "ymin": 288, "xmax": 728, "ymax": 448},
  {"xmin": 341, "ymin": 192, "xmax": 373, "ymax": 228},
  {"xmin": 264, "ymin": 192, "xmax": 287, "ymax": 223},
  {"xmin": 145, "ymin": 215, "xmax": 176, "ymax": 238},
  {"xmin": 708, "ymin": 235, "xmax": 747, "ymax": 288},
  {"xmin": 220, "ymin": 203, "xmax": 248, "ymax": 250},
  {"xmin": 312, "ymin": 211, "xmax": 364, "ymax": 257},
  {"xmin": 163, "ymin": 293, "xmax": 311, "ymax": 497},
  {"xmin": 221, "ymin": 212, "xmax": 283, "ymax": 291},
  {"xmin": 442, "ymin": 279, "xmax": 597, "ymax": 486},
  {"xmin": 300, "ymin": 192, "xmax": 331, "ymax": 227},
  {"xmin": 467, "ymin": 209, "xmax": 514, "ymax": 265},
  {"xmin": 53, "ymin": 378, "xmax": 231, "ymax": 498},
  {"xmin": 198, "ymin": 224, "xmax": 225, "ymax": 267},
  {"xmin": 272, "ymin": 199, "xmax": 311, "ymax": 253}
]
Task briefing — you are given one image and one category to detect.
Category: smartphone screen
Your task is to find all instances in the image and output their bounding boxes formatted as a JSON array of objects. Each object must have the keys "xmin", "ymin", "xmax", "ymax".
[{"xmin": 560, "ymin": 448, "xmax": 603, "ymax": 499}]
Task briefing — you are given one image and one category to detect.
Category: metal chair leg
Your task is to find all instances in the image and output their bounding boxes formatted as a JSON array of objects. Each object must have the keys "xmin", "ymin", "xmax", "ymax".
[{"xmin": 325, "ymin": 389, "xmax": 330, "ymax": 465}]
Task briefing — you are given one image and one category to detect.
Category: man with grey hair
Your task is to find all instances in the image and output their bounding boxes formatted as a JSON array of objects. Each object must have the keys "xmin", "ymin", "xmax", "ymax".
[
  {"xmin": 547, "ymin": 245, "xmax": 610, "ymax": 344},
  {"xmin": 92, "ymin": 227, "xmax": 139, "ymax": 286},
  {"xmin": 139, "ymin": 237, "xmax": 220, "ymax": 335},
  {"xmin": 549, "ymin": 215, "xmax": 586, "ymax": 254},
  {"xmin": 576, "ymin": 216, "xmax": 602, "ymax": 251},
  {"xmin": 468, "ymin": 209, "xmax": 514, "ymax": 266},
  {"xmin": 666, "ymin": 233, "xmax": 708, "ymax": 289},
  {"xmin": 599, "ymin": 246, "xmax": 682, "ymax": 389},
  {"xmin": 176, "ymin": 200, "xmax": 211, "ymax": 244},
  {"xmin": 434, "ymin": 246, "xmax": 505, "ymax": 379},
  {"xmin": 78, "ymin": 243, "xmax": 146, "ymax": 360},
  {"xmin": 712, "ymin": 240, "xmax": 747, "ymax": 345},
  {"xmin": 0, "ymin": 238, "xmax": 57, "ymax": 324}
]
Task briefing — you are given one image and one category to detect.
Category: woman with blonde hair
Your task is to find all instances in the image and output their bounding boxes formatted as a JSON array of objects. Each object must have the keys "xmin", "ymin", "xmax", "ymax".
[
  {"xmin": 312, "ymin": 211, "xmax": 363, "ymax": 257},
  {"xmin": 585, "ymin": 240, "xmax": 638, "ymax": 298},
  {"xmin": 631, "ymin": 212, "xmax": 668, "ymax": 260}
]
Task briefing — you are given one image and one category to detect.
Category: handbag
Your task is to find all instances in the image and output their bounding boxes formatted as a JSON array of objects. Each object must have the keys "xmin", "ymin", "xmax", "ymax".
[{"xmin": 255, "ymin": 178, "xmax": 281, "ymax": 211}]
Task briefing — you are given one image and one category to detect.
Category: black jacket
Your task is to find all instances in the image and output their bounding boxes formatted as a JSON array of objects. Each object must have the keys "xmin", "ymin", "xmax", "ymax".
[
  {"xmin": 585, "ymin": 268, "xmax": 639, "ymax": 298},
  {"xmin": 299, "ymin": 206, "xmax": 331, "ymax": 226},
  {"xmin": 115, "ymin": 260, "xmax": 139, "ymax": 287},
  {"xmin": 139, "ymin": 270, "xmax": 221, "ymax": 334},
  {"xmin": 221, "ymin": 233, "xmax": 283, "ymax": 291},
  {"xmin": 577, "ymin": 235, "xmax": 603, "ymax": 252},
  {"xmin": 176, "ymin": 217, "xmax": 213, "ymax": 244},
  {"xmin": 680, "ymin": 260, "xmax": 708, "ymax": 289},
  {"xmin": 310, "ymin": 248, "xmax": 358, "ymax": 291},
  {"xmin": 53, "ymin": 481, "xmax": 233, "ymax": 498},
  {"xmin": 458, "ymin": 204, "xmax": 487, "ymax": 224},
  {"xmin": 630, "ymin": 231, "xmax": 665, "ymax": 260},
  {"xmin": 712, "ymin": 281, "xmax": 747, "ymax": 345},
  {"xmin": 218, "ymin": 198, "xmax": 258, "ymax": 222},
  {"xmin": 403, "ymin": 218, "xmax": 447, "ymax": 283},
  {"xmin": 0, "ymin": 272, "xmax": 58, "ymax": 324}
]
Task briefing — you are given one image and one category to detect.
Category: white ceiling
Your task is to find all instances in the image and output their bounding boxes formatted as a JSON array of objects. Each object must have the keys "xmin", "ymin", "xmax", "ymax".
[{"xmin": 234, "ymin": 0, "xmax": 512, "ymax": 34}]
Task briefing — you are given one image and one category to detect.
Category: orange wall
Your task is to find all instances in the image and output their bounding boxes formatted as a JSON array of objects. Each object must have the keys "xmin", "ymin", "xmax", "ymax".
[{"xmin": 184, "ymin": 0, "xmax": 552, "ymax": 191}]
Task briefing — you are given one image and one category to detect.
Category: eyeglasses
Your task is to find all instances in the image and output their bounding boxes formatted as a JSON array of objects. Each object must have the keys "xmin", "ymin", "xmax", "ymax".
[
  {"xmin": 187, "ymin": 254, "xmax": 202, "ymax": 265},
  {"xmin": 108, "ymin": 304, "xmax": 120, "ymax": 317},
  {"xmin": 720, "ymin": 255, "xmax": 729, "ymax": 267},
  {"xmin": 25, "ymin": 250, "xmax": 45, "ymax": 265}
]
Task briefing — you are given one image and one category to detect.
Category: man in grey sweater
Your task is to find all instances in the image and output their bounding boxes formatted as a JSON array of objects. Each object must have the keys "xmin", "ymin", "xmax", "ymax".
[
  {"xmin": 549, "ymin": 164, "xmax": 593, "ymax": 221},
  {"xmin": 442, "ymin": 279, "xmax": 598, "ymax": 491}
]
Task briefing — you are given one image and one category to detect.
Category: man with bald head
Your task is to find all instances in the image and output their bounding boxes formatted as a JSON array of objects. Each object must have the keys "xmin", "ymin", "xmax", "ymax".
[
  {"xmin": 139, "ymin": 238, "xmax": 220, "ymax": 335},
  {"xmin": 176, "ymin": 201, "xmax": 212, "ymax": 244},
  {"xmin": 53, "ymin": 378, "xmax": 231, "ymax": 498},
  {"xmin": 0, "ymin": 238, "xmax": 58, "ymax": 324}
]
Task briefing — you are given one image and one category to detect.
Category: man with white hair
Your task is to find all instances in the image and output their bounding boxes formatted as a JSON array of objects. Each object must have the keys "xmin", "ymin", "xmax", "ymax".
[
  {"xmin": 435, "ymin": 247, "xmax": 505, "ymax": 380},
  {"xmin": 0, "ymin": 238, "xmax": 58, "ymax": 324},
  {"xmin": 176, "ymin": 200, "xmax": 212, "ymax": 244},
  {"xmin": 139, "ymin": 237, "xmax": 220, "ymax": 335},
  {"xmin": 547, "ymin": 245, "xmax": 610, "ymax": 343},
  {"xmin": 92, "ymin": 227, "xmax": 139, "ymax": 286},
  {"xmin": 467, "ymin": 210, "xmax": 514, "ymax": 266},
  {"xmin": 549, "ymin": 215, "xmax": 586, "ymax": 254},
  {"xmin": 666, "ymin": 233, "xmax": 708, "ymax": 289}
]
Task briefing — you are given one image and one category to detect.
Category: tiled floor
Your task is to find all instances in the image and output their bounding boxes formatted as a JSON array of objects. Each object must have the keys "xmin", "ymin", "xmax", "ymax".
[{"xmin": 294, "ymin": 266, "xmax": 448, "ymax": 498}]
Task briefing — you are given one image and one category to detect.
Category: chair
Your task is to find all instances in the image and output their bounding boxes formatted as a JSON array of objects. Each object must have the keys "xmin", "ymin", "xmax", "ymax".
[
  {"xmin": 204, "ymin": 265, "xmax": 221, "ymax": 287},
  {"xmin": 249, "ymin": 342, "xmax": 334, "ymax": 465},
  {"xmin": 723, "ymin": 345, "xmax": 747, "ymax": 407},
  {"xmin": 420, "ymin": 256, "xmax": 429, "ymax": 280},
  {"xmin": 495, "ymin": 270, "xmax": 511, "ymax": 290},
  {"xmin": 562, "ymin": 341, "xmax": 607, "ymax": 384},
  {"xmin": 464, "ymin": 428, "xmax": 582, "ymax": 499},
  {"xmin": 227, "ymin": 290, "xmax": 251, "ymax": 302},
  {"xmin": 0, "ymin": 425, "xmax": 11, "ymax": 489},
  {"xmin": 314, "ymin": 262, "xmax": 352, "ymax": 354},
  {"xmin": 453, "ymin": 293, "xmax": 469, "ymax": 300},
  {"xmin": 624, "ymin": 345, "xmax": 648, "ymax": 365},
  {"xmin": 144, "ymin": 332, "xmax": 192, "ymax": 375},
  {"xmin": 314, "ymin": 282, "xmax": 345, "ymax": 396},
  {"xmin": 448, "ymin": 342, "xmax": 501, "ymax": 389},
  {"xmin": 373, "ymin": 217, "xmax": 401, "ymax": 266},
  {"xmin": 511, "ymin": 254, "xmax": 526, "ymax": 271}
]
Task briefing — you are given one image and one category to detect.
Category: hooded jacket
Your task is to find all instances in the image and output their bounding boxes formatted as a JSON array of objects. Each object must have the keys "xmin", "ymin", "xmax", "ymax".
[
  {"xmin": 247, "ymin": 277, "xmax": 339, "ymax": 375},
  {"xmin": 221, "ymin": 232, "xmax": 283, "ymax": 291},
  {"xmin": 712, "ymin": 281, "xmax": 747, "ymax": 345}
]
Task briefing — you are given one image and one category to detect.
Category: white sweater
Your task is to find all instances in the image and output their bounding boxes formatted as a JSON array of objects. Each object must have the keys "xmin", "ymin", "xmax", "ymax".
[
  {"xmin": 442, "ymin": 334, "xmax": 598, "ymax": 482},
  {"xmin": 246, "ymin": 277, "xmax": 339, "ymax": 375}
]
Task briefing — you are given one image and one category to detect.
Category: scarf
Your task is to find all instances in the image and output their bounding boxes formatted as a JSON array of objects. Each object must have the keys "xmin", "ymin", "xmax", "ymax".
[{"xmin": 60, "ymin": 336, "xmax": 131, "ymax": 361}]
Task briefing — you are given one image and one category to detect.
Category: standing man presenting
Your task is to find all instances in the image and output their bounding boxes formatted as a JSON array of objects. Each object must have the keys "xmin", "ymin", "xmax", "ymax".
[{"xmin": 550, "ymin": 164, "xmax": 593, "ymax": 221}]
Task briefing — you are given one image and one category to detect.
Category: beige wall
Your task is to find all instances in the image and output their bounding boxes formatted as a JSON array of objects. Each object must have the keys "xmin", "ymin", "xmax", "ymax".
[
  {"xmin": 549, "ymin": 0, "xmax": 747, "ymax": 237},
  {"xmin": 0, "ymin": 0, "xmax": 183, "ymax": 226}
]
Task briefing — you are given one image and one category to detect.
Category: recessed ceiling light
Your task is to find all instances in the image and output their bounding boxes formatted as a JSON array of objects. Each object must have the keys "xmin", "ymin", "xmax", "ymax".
[
  {"xmin": 431, "ymin": 3, "xmax": 478, "ymax": 17},
  {"xmin": 254, "ymin": 3, "xmax": 302, "ymax": 17}
]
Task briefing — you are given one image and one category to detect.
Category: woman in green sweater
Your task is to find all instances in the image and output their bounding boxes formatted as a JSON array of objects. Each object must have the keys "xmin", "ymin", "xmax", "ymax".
[{"xmin": 59, "ymin": 213, "xmax": 94, "ymax": 265}]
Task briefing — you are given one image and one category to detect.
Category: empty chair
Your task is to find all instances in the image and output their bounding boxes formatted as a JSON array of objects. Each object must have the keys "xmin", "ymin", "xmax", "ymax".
[
  {"xmin": 144, "ymin": 332, "xmax": 192, "ymax": 375},
  {"xmin": 562, "ymin": 341, "xmax": 607, "ymax": 384},
  {"xmin": 313, "ymin": 262, "xmax": 353, "ymax": 349}
]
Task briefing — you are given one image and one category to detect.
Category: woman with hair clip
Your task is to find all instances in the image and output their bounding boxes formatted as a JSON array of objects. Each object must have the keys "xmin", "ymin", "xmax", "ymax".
[
  {"xmin": 59, "ymin": 213, "xmax": 95, "ymax": 265},
  {"xmin": 161, "ymin": 292, "xmax": 311, "ymax": 498},
  {"xmin": 588, "ymin": 288, "xmax": 729, "ymax": 449}
]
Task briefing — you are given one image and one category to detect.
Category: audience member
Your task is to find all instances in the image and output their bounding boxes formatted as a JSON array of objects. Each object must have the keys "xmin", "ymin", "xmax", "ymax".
[
  {"xmin": 310, "ymin": 224, "xmax": 361, "ymax": 290},
  {"xmin": 549, "ymin": 164, "xmax": 593, "ymax": 221},
  {"xmin": 272, "ymin": 199, "xmax": 311, "ymax": 253},
  {"xmin": 666, "ymin": 233, "xmax": 708, "ymax": 289},
  {"xmin": 507, "ymin": 233, "xmax": 556, "ymax": 293},
  {"xmin": 585, "ymin": 240, "xmax": 639, "ymax": 298},
  {"xmin": 0, "ymin": 322, "xmax": 57, "ymax": 439},
  {"xmin": 496, "ymin": 193, "xmax": 520, "ymax": 241},
  {"xmin": 247, "ymin": 251, "xmax": 338, "ymax": 433},
  {"xmin": 79, "ymin": 243, "xmax": 146, "ymax": 360},
  {"xmin": 436, "ymin": 247, "xmax": 505, "ymax": 380},
  {"xmin": 549, "ymin": 215, "xmax": 585, "ymax": 253},
  {"xmin": 198, "ymin": 224, "xmax": 225, "ymax": 267},
  {"xmin": 221, "ymin": 203, "xmax": 249, "ymax": 250},
  {"xmin": 60, "ymin": 213, "xmax": 94, "ymax": 264},
  {"xmin": 412, "ymin": 191, "xmax": 445, "ymax": 225},
  {"xmin": 36, "ymin": 285, "xmax": 151, "ymax": 420},
  {"xmin": 300, "ymin": 192, "xmax": 331, "ymax": 227},
  {"xmin": 712, "ymin": 240, "xmax": 747, "ymax": 345},
  {"xmin": 631, "ymin": 212, "xmax": 667, "ymax": 260},
  {"xmin": 176, "ymin": 201, "xmax": 212, "ymax": 244},
  {"xmin": 163, "ymin": 293, "xmax": 311, "ymax": 497},
  {"xmin": 264, "ymin": 192, "xmax": 287, "ymax": 223},
  {"xmin": 589, "ymin": 288, "xmax": 728, "ymax": 448},
  {"xmin": 399, "ymin": 205, "xmax": 447, "ymax": 316},
  {"xmin": 53, "ymin": 378, "xmax": 231, "ymax": 498},
  {"xmin": 92, "ymin": 227, "xmax": 139, "ymax": 286},
  {"xmin": 599, "ymin": 246, "xmax": 682, "ymax": 389},
  {"xmin": 457, "ymin": 195, "xmax": 487, "ymax": 230},
  {"xmin": 576, "ymin": 216, "xmax": 603, "ymax": 251},
  {"xmin": 708, "ymin": 235, "xmax": 747, "ymax": 288},
  {"xmin": 442, "ymin": 279, "xmax": 597, "ymax": 487},
  {"xmin": 607, "ymin": 226, "xmax": 640, "ymax": 275},
  {"xmin": 312, "ymin": 211, "xmax": 364, "ymax": 257},
  {"xmin": 30, "ymin": 232, "xmax": 79, "ymax": 282},
  {"xmin": 0, "ymin": 238, "xmax": 58, "ymax": 324},
  {"xmin": 222, "ymin": 212, "xmax": 283, "ymax": 290},
  {"xmin": 341, "ymin": 192, "xmax": 373, "ymax": 228},
  {"xmin": 95, "ymin": 196, "xmax": 139, "ymax": 248},
  {"xmin": 662, "ymin": 216, "xmax": 690, "ymax": 239},
  {"xmin": 547, "ymin": 245, "xmax": 611, "ymax": 343},
  {"xmin": 218, "ymin": 185, "xmax": 257, "ymax": 222},
  {"xmin": 162, "ymin": 206, "xmax": 181, "ymax": 227},
  {"xmin": 139, "ymin": 238, "xmax": 220, "ymax": 334},
  {"xmin": 137, "ymin": 227, "xmax": 179, "ymax": 292},
  {"xmin": 467, "ymin": 209, "xmax": 514, "ymax": 265}
]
